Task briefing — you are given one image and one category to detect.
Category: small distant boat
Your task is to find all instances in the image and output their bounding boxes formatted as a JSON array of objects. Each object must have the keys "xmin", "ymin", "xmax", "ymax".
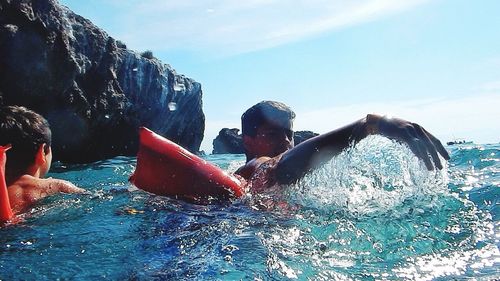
[{"xmin": 446, "ymin": 139, "xmax": 472, "ymax": 145}]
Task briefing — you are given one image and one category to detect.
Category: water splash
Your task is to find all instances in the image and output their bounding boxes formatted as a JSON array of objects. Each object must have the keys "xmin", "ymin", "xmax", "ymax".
[
  {"xmin": 250, "ymin": 138, "xmax": 499, "ymax": 280},
  {"xmin": 285, "ymin": 136, "xmax": 449, "ymax": 216}
]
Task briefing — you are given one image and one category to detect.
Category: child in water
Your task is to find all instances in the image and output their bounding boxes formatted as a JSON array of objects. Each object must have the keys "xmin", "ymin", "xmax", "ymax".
[{"xmin": 0, "ymin": 105, "xmax": 84, "ymax": 215}]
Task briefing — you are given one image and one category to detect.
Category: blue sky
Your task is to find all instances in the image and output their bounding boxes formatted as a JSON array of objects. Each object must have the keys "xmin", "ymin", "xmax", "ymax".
[{"xmin": 59, "ymin": 0, "xmax": 500, "ymax": 151}]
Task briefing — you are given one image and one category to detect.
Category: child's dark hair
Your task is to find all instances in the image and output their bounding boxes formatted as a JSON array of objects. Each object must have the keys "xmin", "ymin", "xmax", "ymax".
[
  {"xmin": 241, "ymin": 101, "xmax": 296, "ymax": 137},
  {"xmin": 0, "ymin": 106, "xmax": 51, "ymax": 181}
]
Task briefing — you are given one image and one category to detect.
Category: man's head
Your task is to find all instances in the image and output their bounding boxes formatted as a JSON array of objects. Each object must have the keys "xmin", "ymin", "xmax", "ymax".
[
  {"xmin": 241, "ymin": 101, "xmax": 295, "ymax": 161},
  {"xmin": 0, "ymin": 106, "xmax": 52, "ymax": 182}
]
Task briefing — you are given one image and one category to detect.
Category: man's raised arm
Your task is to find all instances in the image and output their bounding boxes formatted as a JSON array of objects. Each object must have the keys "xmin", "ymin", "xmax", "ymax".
[{"xmin": 275, "ymin": 114, "xmax": 450, "ymax": 185}]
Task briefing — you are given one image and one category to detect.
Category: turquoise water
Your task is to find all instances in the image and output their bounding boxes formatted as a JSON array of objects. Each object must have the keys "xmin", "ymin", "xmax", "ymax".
[{"xmin": 0, "ymin": 136, "xmax": 498, "ymax": 280}]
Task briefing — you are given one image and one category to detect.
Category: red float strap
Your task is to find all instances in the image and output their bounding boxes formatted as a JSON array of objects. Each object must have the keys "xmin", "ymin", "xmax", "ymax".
[
  {"xmin": 130, "ymin": 127, "xmax": 244, "ymax": 202},
  {"xmin": 0, "ymin": 145, "xmax": 13, "ymax": 222}
]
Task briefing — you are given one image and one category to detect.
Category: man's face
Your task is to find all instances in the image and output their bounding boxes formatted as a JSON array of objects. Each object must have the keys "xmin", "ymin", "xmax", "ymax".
[{"xmin": 244, "ymin": 120, "xmax": 294, "ymax": 159}]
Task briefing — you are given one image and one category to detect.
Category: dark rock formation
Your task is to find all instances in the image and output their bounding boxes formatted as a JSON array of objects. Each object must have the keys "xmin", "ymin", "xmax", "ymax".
[
  {"xmin": 212, "ymin": 128, "xmax": 318, "ymax": 154},
  {"xmin": 212, "ymin": 128, "xmax": 244, "ymax": 154},
  {"xmin": 0, "ymin": 0, "xmax": 204, "ymax": 163},
  {"xmin": 293, "ymin": 131, "xmax": 319, "ymax": 145}
]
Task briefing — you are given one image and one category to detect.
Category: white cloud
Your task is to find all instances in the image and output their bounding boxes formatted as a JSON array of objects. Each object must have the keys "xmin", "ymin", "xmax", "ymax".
[
  {"xmin": 294, "ymin": 93, "xmax": 500, "ymax": 145},
  {"xmin": 103, "ymin": 0, "xmax": 429, "ymax": 56},
  {"xmin": 481, "ymin": 80, "xmax": 500, "ymax": 92}
]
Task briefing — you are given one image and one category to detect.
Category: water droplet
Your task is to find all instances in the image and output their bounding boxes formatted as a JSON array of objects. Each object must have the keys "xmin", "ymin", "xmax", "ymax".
[{"xmin": 168, "ymin": 102, "xmax": 177, "ymax": 111}]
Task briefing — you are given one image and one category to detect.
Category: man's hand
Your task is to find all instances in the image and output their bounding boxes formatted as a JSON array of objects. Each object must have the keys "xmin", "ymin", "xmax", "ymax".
[{"xmin": 364, "ymin": 114, "xmax": 450, "ymax": 170}]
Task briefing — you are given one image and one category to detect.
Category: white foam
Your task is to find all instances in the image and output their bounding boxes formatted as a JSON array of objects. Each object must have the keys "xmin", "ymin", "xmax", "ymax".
[{"xmin": 285, "ymin": 135, "xmax": 449, "ymax": 216}]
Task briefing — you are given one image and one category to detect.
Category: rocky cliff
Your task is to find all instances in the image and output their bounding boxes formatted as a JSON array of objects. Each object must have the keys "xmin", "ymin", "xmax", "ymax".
[{"xmin": 0, "ymin": 0, "xmax": 204, "ymax": 162}]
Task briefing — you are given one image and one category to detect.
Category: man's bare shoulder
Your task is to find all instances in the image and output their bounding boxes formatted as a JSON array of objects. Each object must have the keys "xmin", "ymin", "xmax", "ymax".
[
  {"xmin": 235, "ymin": 155, "xmax": 285, "ymax": 193},
  {"xmin": 235, "ymin": 156, "xmax": 273, "ymax": 180}
]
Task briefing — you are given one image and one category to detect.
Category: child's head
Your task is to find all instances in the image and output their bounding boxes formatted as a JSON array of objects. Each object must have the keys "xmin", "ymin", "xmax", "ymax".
[
  {"xmin": 0, "ymin": 106, "xmax": 52, "ymax": 182},
  {"xmin": 241, "ymin": 101, "xmax": 296, "ymax": 160}
]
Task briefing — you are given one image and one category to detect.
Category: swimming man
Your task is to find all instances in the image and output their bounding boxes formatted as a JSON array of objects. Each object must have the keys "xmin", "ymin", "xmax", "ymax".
[{"xmin": 235, "ymin": 101, "xmax": 450, "ymax": 192}]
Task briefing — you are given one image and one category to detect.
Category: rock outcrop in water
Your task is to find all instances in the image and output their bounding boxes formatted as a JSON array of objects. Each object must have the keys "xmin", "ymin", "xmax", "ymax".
[
  {"xmin": 212, "ymin": 128, "xmax": 318, "ymax": 154},
  {"xmin": 293, "ymin": 130, "xmax": 319, "ymax": 145},
  {"xmin": 212, "ymin": 128, "xmax": 245, "ymax": 154},
  {"xmin": 0, "ymin": 0, "xmax": 205, "ymax": 162}
]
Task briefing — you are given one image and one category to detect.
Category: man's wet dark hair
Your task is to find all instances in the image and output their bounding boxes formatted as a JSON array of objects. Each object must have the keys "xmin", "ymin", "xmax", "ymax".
[
  {"xmin": 0, "ymin": 106, "xmax": 51, "ymax": 181},
  {"xmin": 241, "ymin": 101, "xmax": 296, "ymax": 137}
]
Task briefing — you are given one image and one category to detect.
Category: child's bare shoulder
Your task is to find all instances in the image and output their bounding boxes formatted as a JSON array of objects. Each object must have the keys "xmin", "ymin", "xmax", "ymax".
[
  {"xmin": 40, "ymin": 178, "xmax": 85, "ymax": 194},
  {"xmin": 12, "ymin": 176, "xmax": 84, "ymax": 194},
  {"xmin": 8, "ymin": 176, "xmax": 84, "ymax": 214}
]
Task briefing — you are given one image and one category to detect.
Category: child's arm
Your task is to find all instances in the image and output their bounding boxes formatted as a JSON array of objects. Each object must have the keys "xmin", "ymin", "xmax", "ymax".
[{"xmin": 43, "ymin": 178, "xmax": 86, "ymax": 194}]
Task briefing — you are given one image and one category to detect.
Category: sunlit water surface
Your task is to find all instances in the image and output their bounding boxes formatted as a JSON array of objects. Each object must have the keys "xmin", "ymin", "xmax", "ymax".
[{"xmin": 1, "ymin": 136, "xmax": 498, "ymax": 280}]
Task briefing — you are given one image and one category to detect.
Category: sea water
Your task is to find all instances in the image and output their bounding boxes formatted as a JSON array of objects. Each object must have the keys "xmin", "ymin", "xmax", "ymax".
[{"xmin": 0, "ymin": 136, "xmax": 498, "ymax": 280}]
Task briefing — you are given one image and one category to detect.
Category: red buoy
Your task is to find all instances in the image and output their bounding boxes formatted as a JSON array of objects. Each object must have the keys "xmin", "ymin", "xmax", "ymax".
[
  {"xmin": 130, "ymin": 127, "xmax": 244, "ymax": 203},
  {"xmin": 0, "ymin": 145, "xmax": 13, "ymax": 222}
]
